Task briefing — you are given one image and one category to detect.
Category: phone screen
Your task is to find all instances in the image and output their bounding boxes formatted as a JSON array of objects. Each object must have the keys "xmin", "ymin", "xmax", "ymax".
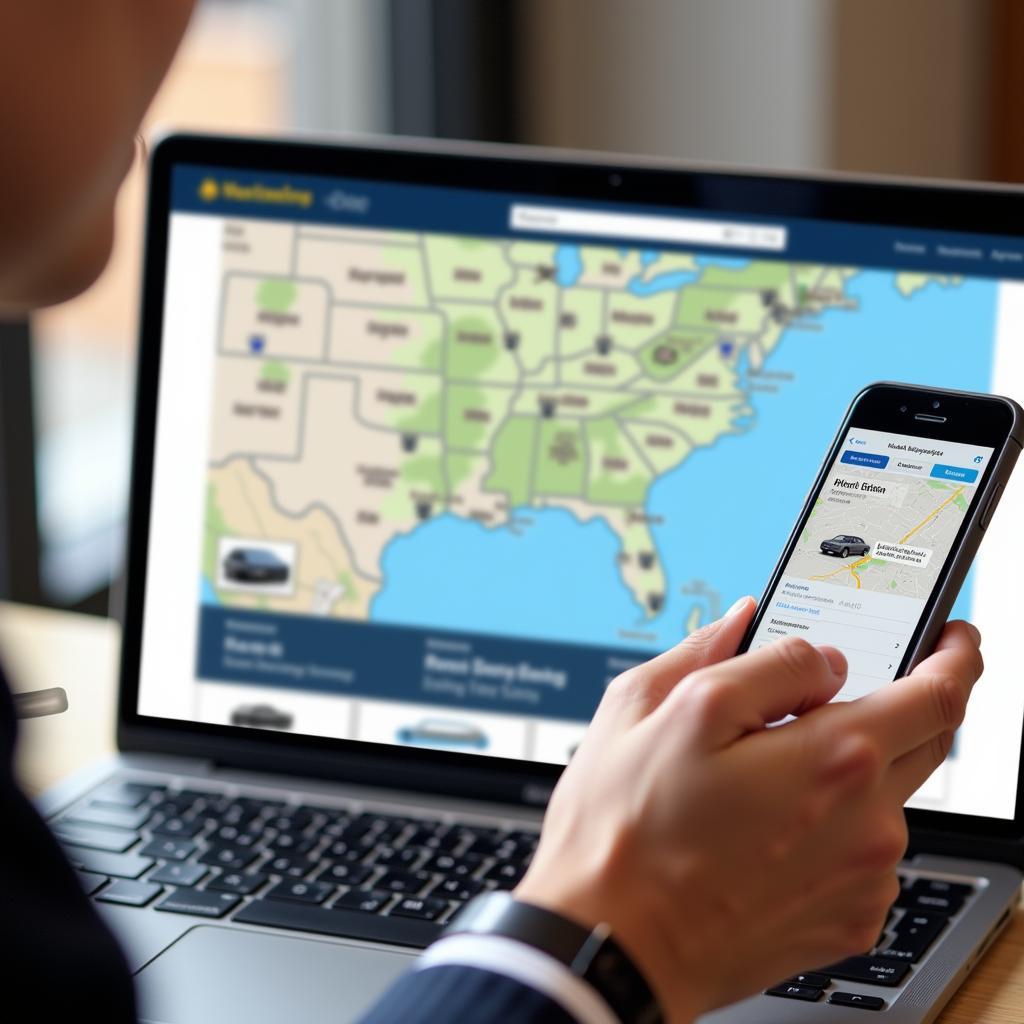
[{"xmin": 747, "ymin": 426, "xmax": 994, "ymax": 700}]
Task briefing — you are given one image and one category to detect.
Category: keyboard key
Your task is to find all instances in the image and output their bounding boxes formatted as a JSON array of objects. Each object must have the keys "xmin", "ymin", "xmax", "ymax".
[
  {"xmin": 374, "ymin": 846, "xmax": 424, "ymax": 868},
  {"xmin": 207, "ymin": 871, "xmax": 268, "ymax": 896},
  {"xmin": 63, "ymin": 848, "xmax": 154, "ymax": 879},
  {"xmin": 76, "ymin": 870, "xmax": 108, "ymax": 895},
  {"xmin": 152, "ymin": 799, "xmax": 199, "ymax": 820},
  {"xmin": 97, "ymin": 880, "xmax": 162, "ymax": 907},
  {"xmin": 463, "ymin": 836, "xmax": 503, "ymax": 858},
  {"xmin": 267, "ymin": 833, "xmax": 316, "ymax": 854},
  {"xmin": 829, "ymin": 992, "xmax": 885, "ymax": 1010},
  {"xmin": 266, "ymin": 880, "xmax": 334, "ymax": 905},
  {"xmin": 66, "ymin": 803, "xmax": 152, "ymax": 830},
  {"xmin": 879, "ymin": 911, "xmax": 947, "ymax": 963},
  {"xmin": 235, "ymin": 899, "xmax": 442, "ymax": 948},
  {"xmin": 765, "ymin": 983, "xmax": 823, "ymax": 1002},
  {"xmin": 155, "ymin": 887, "xmax": 241, "ymax": 918},
  {"xmin": 898, "ymin": 878, "xmax": 972, "ymax": 915},
  {"xmin": 173, "ymin": 789, "xmax": 217, "ymax": 807},
  {"xmin": 321, "ymin": 863, "xmax": 373, "ymax": 887},
  {"xmin": 53, "ymin": 823, "xmax": 139, "ymax": 853},
  {"xmin": 424, "ymin": 853, "xmax": 484, "ymax": 878},
  {"xmin": 783, "ymin": 972, "xmax": 831, "ymax": 989},
  {"xmin": 149, "ymin": 862, "xmax": 207, "ymax": 887},
  {"xmin": 333, "ymin": 889, "xmax": 393, "ymax": 914},
  {"xmin": 210, "ymin": 825, "xmax": 260, "ymax": 848},
  {"xmin": 152, "ymin": 817, "xmax": 205, "ymax": 839},
  {"xmin": 141, "ymin": 837, "xmax": 198, "ymax": 862},
  {"xmin": 377, "ymin": 870, "xmax": 431, "ymax": 895},
  {"xmin": 325, "ymin": 841, "xmax": 365, "ymax": 863},
  {"xmin": 484, "ymin": 862, "xmax": 526, "ymax": 888},
  {"xmin": 422, "ymin": 829, "xmax": 462, "ymax": 852},
  {"xmin": 92, "ymin": 781, "xmax": 165, "ymax": 808},
  {"xmin": 391, "ymin": 896, "xmax": 447, "ymax": 921},
  {"xmin": 199, "ymin": 845, "xmax": 258, "ymax": 871},
  {"xmin": 821, "ymin": 956, "xmax": 910, "ymax": 987},
  {"xmin": 264, "ymin": 853, "xmax": 316, "ymax": 878},
  {"xmin": 433, "ymin": 878, "xmax": 484, "ymax": 902}
]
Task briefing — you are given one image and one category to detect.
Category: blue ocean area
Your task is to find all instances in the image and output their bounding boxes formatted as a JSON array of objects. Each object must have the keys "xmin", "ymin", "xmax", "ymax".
[
  {"xmin": 371, "ymin": 270, "xmax": 997, "ymax": 653},
  {"xmin": 372, "ymin": 509, "xmax": 643, "ymax": 649},
  {"xmin": 201, "ymin": 576, "xmax": 219, "ymax": 605}
]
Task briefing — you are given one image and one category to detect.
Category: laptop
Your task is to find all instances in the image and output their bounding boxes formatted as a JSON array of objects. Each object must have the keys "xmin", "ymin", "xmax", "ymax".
[{"xmin": 37, "ymin": 132, "xmax": 1024, "ymax": 1023}]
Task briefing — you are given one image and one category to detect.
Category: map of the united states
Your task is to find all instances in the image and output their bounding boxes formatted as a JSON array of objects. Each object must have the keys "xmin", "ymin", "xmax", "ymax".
[{"xmin": 201, "ymin": 218, "xmax": 955, "ymax": 635}]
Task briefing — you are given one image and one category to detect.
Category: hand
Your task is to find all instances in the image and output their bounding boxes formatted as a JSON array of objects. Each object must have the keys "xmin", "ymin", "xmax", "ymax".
[{"xmin": 515, "ymin": 600, "xmax": 983, "ymax": 1023}]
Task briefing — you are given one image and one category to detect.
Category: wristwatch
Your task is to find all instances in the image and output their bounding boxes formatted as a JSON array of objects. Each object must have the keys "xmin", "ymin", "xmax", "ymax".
[{"xmin": 441, "ymin": 890, "xmax": 663, "ymax": 1024}]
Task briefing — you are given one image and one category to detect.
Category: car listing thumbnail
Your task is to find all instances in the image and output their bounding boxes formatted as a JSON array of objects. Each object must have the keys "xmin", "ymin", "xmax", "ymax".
[{"xmin": 748, "ymin": 427, "xmax": 993, "ymax": 700}]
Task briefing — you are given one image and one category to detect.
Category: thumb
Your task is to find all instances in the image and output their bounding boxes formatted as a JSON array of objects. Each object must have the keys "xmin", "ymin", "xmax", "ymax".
[{"xmin": 590, "ymin": 596, "xmax": 755, "ymax": 736}]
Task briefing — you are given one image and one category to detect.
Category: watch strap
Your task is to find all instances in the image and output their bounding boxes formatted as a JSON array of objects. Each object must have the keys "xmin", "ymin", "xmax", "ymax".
[{"xmin": 442, "ymin": 891, "xmax": 662, "ymax": 1024}]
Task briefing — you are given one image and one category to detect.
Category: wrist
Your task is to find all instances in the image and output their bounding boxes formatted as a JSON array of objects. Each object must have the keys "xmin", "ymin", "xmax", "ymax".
[
  {"xmin": 515, "ymin": 873, "xmax": 701, "ymax": 1024},
  {"xmin": 448, "ymin": 888, "xmax": 668, "ymax": 1024}
]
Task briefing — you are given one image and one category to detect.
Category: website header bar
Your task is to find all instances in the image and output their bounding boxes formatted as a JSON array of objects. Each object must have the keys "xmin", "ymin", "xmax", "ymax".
[{"xmin": 171, "ymin": 164, "xmax": 1024, "ymax": 282}]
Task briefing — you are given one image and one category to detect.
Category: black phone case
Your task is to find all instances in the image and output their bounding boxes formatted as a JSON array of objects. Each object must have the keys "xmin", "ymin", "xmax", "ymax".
[{"xmin": 740, "ymin": 381, "xmax": 1024, "ymax": 675}]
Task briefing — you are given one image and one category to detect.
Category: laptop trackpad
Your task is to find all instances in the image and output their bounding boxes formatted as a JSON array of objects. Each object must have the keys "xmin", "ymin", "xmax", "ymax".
[{"xmin": 136, "ymin": 925, "xmax": 416, "ymax": 1023}]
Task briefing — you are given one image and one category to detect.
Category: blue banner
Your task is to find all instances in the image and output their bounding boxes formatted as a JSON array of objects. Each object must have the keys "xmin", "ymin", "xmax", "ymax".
[{"xmin": 197, "ymin": 607, "xmax": 650, "ymax": 722}]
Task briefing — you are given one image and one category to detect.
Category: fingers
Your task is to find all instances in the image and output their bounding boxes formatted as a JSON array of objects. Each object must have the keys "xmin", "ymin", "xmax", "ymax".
[
  {"xmin": 654, "ymin": 636, "xmax": 848, "ymax": 751},
  {"xmin": 885, "ymin": 730, "xmax": 955, "ymax": 804},
  {"xmin": 828, "ymin": 621, "xmax": 982, "ymax": 765},
  {"xmin": 591, "ymin": 596, "xmax": 755, "ymax": 735}
]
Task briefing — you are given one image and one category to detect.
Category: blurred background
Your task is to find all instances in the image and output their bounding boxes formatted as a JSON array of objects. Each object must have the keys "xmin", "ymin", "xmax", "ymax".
[{"xmin": 5, "ymin": 0, "xmax": 1024, "ymax": 616}]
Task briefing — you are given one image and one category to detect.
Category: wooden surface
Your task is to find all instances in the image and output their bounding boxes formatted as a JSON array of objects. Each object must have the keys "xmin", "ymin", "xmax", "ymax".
[{"xmin": 1, "ymin": 600, "xmax": 1022, "ymax": 1020}]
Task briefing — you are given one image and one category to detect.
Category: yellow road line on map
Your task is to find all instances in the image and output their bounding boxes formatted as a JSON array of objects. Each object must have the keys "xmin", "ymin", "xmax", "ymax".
[
  {"xmin": 810, "ymin": 556, "xmax": 871, "ymax": 582},
  {"xmin": 809, "ymin": 486, "xmax": 965, "ymax": 589},
  {"xmin": 899, "ymin": 485, "xmax": 965, "ymax": 545}
]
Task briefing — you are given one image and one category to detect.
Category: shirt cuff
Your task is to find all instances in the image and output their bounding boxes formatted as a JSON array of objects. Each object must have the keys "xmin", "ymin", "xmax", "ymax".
[{"xmin": 415, "ymin": 932, "xmax": 621, "ymax": 1024}]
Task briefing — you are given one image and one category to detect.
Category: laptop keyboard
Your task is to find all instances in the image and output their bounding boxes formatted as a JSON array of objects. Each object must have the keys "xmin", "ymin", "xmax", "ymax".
[
  {"xmin": 55, "ymin": 778, "xmax": 538, "ymax": 950},
  {"xmin": 55, "ymin": 776, "xmax": 983, "ymax": 1008},
  {"xmin": 764, "ymin": 873, "xmax": 976, "ymax": 1011}
]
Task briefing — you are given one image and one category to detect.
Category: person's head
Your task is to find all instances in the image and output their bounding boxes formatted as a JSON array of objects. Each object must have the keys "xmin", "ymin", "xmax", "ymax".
[{"xmin": 0, "ymin": 1, "xmax": 195, "ymax": 313}]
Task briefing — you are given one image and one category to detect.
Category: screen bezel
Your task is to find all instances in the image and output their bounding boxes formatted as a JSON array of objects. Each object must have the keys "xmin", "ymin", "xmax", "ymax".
[{"xmin": 121, "ymin": 133, "xmax": 1024, "ymax": 834}]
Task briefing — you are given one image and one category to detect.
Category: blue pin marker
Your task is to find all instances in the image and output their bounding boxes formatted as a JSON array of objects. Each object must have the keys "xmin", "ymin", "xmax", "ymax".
[
  {"xmin": 718, "ymin": 340, "xmax": 734, "ymax": 357},
  {"xmin": 249, "ymin": 335, "xmax": 266, "ymax": 354}
]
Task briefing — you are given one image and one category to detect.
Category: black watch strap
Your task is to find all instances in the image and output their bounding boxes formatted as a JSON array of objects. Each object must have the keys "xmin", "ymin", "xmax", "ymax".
[{"xmin": 442, "ymin": 891, "xmax": 663, "ymax": 1024}]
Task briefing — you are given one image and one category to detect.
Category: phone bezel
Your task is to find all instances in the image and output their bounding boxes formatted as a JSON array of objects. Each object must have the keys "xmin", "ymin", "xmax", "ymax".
[{"xmin": 738, "ymin": 381, "xmax": 1022, "ymax": 837}]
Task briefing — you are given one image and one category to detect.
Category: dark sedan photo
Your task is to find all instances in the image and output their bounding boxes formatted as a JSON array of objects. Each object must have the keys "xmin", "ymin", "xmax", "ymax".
[
  {"xmin": 819, "ymin": 534, "xmax": 871, "ymax": 558},
  {"xmin": 222, "ymin": 546, "xmax": 291, "ymax": 584}
]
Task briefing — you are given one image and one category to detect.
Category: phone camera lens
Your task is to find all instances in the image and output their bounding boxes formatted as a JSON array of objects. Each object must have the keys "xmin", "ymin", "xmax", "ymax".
[
  {"xmin": 932, "ymin": 399, "xmax": 941, "ymax": 409},
  {"xmin": 900, "ymin": 405, "xmax": 908, "ymax": 413},
  {"xmin": 609, "ymin": 173, "xmax": 622, "ymax": 187}
]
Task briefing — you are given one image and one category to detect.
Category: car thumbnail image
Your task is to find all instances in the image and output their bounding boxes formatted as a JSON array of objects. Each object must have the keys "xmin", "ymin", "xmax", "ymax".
[
  {"xmin": 217, "ymin": 537, "xmax": 296, "ymax": 596},
  {"xmin": 223, "ymin": 546, "xmax": 290, "ymax": 583},
  {"xmin": 819, "ymin": 534, "xmax": 871, "ymax": 558},
  {"xmin": 230, "ymin": 703, "xmax": 294, "ymax": 730},
  {"xmin": 395, "ymin": 717, "xmax": 489, "ymax": 751}
]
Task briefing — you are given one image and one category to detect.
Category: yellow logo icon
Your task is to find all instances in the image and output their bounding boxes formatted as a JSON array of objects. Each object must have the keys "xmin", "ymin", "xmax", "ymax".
[{"xmin": 198, "ymin": 177, "xmax": 220, "ymax": 202}]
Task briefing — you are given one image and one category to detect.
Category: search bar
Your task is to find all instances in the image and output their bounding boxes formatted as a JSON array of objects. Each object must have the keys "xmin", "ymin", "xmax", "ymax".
[{"xmin": 510, "ymin": 204, "xmax": 787, "ymax": 252}]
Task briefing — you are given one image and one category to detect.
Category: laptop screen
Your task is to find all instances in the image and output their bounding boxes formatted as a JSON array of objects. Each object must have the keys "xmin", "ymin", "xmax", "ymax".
[{"xmin": 136, "ymin": 149, "xmax": 1024, "ymax": 822}]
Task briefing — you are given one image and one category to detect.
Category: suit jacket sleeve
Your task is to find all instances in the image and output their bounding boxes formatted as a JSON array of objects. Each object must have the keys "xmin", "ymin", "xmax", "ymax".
[
  {"xmin": 357, "ymin": 963, "xmax": 579, "ymax": 1024},
  {"xmin": 0, "ymin": 668, "xmax": 136, "ymax": 1019}
]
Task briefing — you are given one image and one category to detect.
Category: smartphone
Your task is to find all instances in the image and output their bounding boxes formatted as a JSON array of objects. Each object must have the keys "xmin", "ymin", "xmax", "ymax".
[{"xmin": 738, "ymin": 382, "xmax": 1023, "ymax": 698}]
